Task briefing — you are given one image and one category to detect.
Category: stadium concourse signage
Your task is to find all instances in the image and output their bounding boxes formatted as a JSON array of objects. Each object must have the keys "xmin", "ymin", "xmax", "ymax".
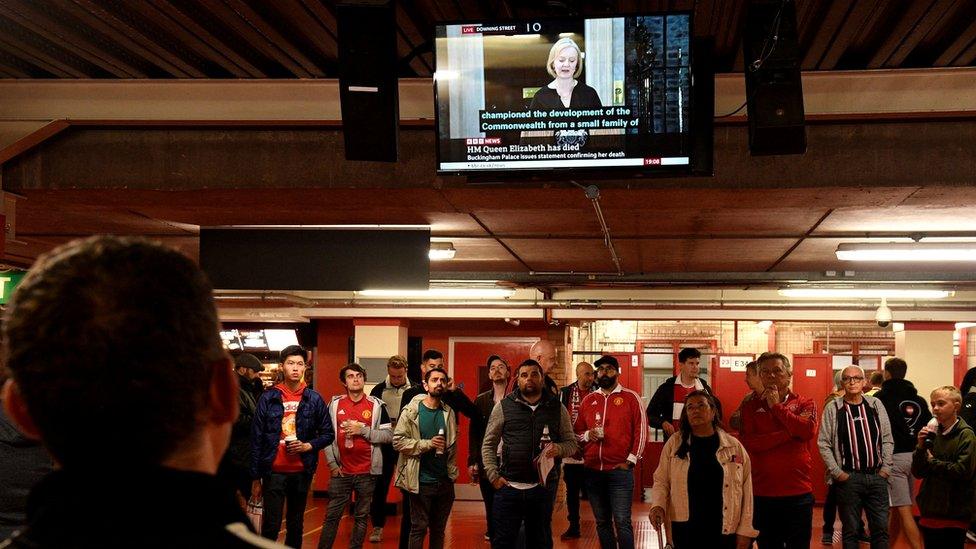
[{"xmin": 0, "ymin": 271, "xmax": 26, "ymax": 304}]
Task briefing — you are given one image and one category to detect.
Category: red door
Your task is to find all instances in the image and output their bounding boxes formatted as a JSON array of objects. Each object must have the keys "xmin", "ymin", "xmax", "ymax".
[
  {"xmin": 710, "ymin": 354, "xmax": 756, "ymax": 432},
  {"xmin": 791, "ymin": 353, "xmax": 834, "ymax": 503},
  {"xmin": 448, "ymin": 338, "xmax": 539, "ymax": 487}
]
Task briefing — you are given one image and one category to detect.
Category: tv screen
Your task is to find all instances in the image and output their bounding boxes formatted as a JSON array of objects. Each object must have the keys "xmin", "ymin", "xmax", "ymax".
[{"xmin": 434, "ymin": 13, "xmax": 710, "ymax": 175}]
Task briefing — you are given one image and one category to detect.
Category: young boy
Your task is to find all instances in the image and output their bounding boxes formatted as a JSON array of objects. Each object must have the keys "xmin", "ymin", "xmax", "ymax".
[{"xmin": 912, "ymin": 386, "xmax": 976, "ymax": 548}]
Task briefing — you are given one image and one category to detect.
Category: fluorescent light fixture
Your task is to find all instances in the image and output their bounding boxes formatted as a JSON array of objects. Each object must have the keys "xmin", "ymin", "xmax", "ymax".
[
  {"xmin": 778, "ymin": 288, "xmax": 952, "ymax": 299},
  {"xmin": 956, "ymin": 322, "xmax": 976, "ymax": 330},
  {"xmin": 429, "ymin": 242, "xmax": 456, "ymax": 260},
  {"xmin": 756, "ymin": 320, "xmax": 773, "ymax": 331},
  {"xmin": 434, "ymin": 70, "xmax": 459, "ymax": 81},
  {"xmin": 836, "ymin": 242, "xmax": 976, "ymax": 262},
  {"xmin": 357, "ymin": 288, "xmax": 514, "ymax": 298}
]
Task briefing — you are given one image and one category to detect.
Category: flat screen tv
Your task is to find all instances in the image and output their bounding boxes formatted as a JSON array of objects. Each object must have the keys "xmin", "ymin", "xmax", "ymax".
[{"xmin": 434, "ymin": 13, "xmax": 712, "ymax": 176}]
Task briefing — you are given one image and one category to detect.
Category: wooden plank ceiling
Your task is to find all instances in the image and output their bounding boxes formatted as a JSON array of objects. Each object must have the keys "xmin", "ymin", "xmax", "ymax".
[{"xmin": 1, "ymin": 0, "xmax": 975, "ymax": 79}]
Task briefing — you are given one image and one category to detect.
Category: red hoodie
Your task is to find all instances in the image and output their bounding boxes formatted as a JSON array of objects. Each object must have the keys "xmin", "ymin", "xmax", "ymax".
[
  {"xmin": 573, "ymin": 384, "xmax": 648, "ymax": 471},
  {"xmin": 272, "ymin": 382, "xmax": 306, "ymax": 473},
  {"xmin": 739, "ymin": 390, "xmax": 817, "ymax": 497}
]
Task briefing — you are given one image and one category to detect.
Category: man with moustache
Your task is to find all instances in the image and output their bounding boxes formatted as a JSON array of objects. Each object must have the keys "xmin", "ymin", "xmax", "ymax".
[
  {"xmin": 469, "ymin": 355, "xmax": 511, "ymax": 541},
  {"xmin": 394, "ymin": 368, "xmax": 458, "ymax": 549},
  {"xmin": 481, "ymin": 360, "xmax": 578, "ymax": 548},
  {"xmin": 559, "ymin": 361, "xmax": 596, "ymax": 539},
  {"xmin": 573, "ymin": 355, "xmax": 647, "ymax": 549},
  {"xmin": 396, "ymin": 349, "xmax": 477, "ymax": 549},
  {"xmin": 739, "ymin": 352, "xmax": 817, "ymax": 549},
  {"xmin": 647, "ymin": 348, "xmax": 714, "ymax": 437}
]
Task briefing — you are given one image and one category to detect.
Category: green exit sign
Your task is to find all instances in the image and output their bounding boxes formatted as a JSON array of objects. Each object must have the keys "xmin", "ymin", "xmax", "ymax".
[{"xmin": 0, "ymin": 272, "xmax": 26, "ymax": 304}]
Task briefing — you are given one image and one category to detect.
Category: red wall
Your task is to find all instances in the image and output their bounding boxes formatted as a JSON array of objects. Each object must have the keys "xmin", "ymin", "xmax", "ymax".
[{"xmin": 407, "ymin": 319, "xmax": 551, "ymax": 368}]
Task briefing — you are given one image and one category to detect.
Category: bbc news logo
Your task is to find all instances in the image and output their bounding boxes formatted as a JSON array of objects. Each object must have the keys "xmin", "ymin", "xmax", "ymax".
[
  {"xmin": 465, "ymin": 137, "xmax": 501, "ymax": 145},
  {"xmin": 643, "ymin": 157, "xmax": 662, "ymax": 166}
]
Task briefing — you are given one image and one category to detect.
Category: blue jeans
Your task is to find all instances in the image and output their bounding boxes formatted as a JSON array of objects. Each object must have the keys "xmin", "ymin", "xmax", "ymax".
[
  {"xmin": 491, "ymin": 484, "xmax": 551, "ymax": 548},
  {"xmin": 836, "ymin": 472, "xmax": 889, "ymax": 549},
  {"xmin": 318, "ymin": 473, "xmax": 376, "ymax": 549},
  {"xmin": 585, "ymin": 468, "xmax": 634, "ymax": 549}
]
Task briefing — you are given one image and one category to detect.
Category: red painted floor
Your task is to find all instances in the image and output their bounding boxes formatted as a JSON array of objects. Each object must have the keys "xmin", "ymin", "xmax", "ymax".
[{"xmin": 277, "ymin": 495, "xmax": 974, "ymax": 548}]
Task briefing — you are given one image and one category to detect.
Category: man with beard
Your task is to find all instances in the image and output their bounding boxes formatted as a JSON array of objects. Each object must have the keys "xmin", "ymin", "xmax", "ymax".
[
  {"xmin": 573, "ymin": 355, "xmax": 647, "ymax": 549},
  {"xmin": 481, "ymin": 360, "xmax": 578, "ymax": 548},
  {"xmin": 218, "ymin": 353, "xmax": 265, "ymax": 503},
  {"xmin": 646, "ymin": 348, "xmax": 714, "ymax": 437},
  {"xmin": 559, "ymin": 361, "xmax": 595, "ymax": 539},
  {"xmin": 394, "ymin": 367, "xmax": 458, "ymax": 549},
  {"xmin": 469, "ymin": 355, "xmax": 511, "ymax": 541}
]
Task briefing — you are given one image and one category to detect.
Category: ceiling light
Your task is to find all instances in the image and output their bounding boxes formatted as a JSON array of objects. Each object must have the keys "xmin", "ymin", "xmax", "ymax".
[
  {"xmin": 836, "ymin": 242, "xmax": 976, "ymax": 262},
  {"xmin": 956, "ymin": 322, "xmax": 976, "ymax": 330},
  {"xmin": 778, "ymin": 288, "xmax": 953, "ymax": 299},
  {"xmin": 357, "ymin": 288, "xmax": 514, "ymax": 298},
  {"xmin": 429, "ymin": 242, "xmax": 456, "ymax": 260}
]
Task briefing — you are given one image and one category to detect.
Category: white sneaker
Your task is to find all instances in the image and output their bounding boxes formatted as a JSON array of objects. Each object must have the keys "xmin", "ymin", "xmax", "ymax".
[
  {"xmin": 369, "ymin": 527, "xmax": 383, "ymax": 543},
  {"xmin": 484, "ymin": 533, "xmax": 490, "ymax": 541},
  {"xmin": 966, "ymin": 530, "xmax": 976, "ymax": 543}
]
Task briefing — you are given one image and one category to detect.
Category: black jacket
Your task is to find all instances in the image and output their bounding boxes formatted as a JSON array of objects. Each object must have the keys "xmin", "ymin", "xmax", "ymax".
[
  {"xmin": 0, "ymin": 404, "xmax": 54, "ymax": 540},
  {"xmin": 469, "ymin": 390, "xmax": 499, "ymax": 468},
  {"xmin": 645, "ymin": 376, "xmax": 714, "ymax": 429},
  {"xmin": 496, "ymin": 390, "xmax": 566, "ymax": 483},
  {"xmin": 913, "ymin": 418, "xmax": 976, "ymax": 522},
  {"xmin": 873, "ymin": 378, "xmax": 932, "ymax": 453},
  {"xmin": 3, "ymin": 467, "xmax": 274, "ymax": 548},
  {"xmin": 251, "ymin": 385, "xmax": 334, "ymax": 478},
  {"xmin": 224, "ymin": 374, "xmax": 259, "ymax": 470}
]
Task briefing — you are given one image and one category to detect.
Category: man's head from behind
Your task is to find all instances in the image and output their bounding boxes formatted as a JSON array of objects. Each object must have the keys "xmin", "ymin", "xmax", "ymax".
[
  {"xmin": 883, "ymin": 357, "xmax": 908, "ymax": 381},
  {"xmin": 1, "ymin": 236, "xmax": 234, "ymax": 471}
]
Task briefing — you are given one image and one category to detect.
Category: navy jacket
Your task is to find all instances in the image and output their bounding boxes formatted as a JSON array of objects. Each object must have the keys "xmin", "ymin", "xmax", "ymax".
[{"xmin": 250, "ymin": 385, "xmax": 334, "ymax": 478}]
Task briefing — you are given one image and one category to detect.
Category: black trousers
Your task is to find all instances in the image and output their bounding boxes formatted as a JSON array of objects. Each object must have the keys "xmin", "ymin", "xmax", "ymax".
[
  {"xmin": 477, "ymin": 469, "xmax": 497, "ymax": 538},
  {"xmin": 370, "ymin": 443, "xmax": 396, "ymax": 528},
  {"xmin": 563, "ymin": 463, "xmax": 586, "ymax": 528},
  {"xmin": 261, "ymin": 471, "xmax": 312, "ymax": 548},
  {"xmin": 921, "ymin": 526, "xmax": 966, "ymax": 549},
  {"xmin": 398, "ymin": 488, "xmax": 412, "ymax": 549},
  {"xmin": 671, "ymin": 520, "xmax": 737, "ymax": 549},
  {"xmin": 753, "ymin": 493, "xmax": 814, "ymax": 549}
]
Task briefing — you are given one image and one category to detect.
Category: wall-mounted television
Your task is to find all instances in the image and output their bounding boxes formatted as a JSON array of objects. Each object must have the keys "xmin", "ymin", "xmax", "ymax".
[{"xmin": 434, "ymin": 13, "xmax": 712, "ymax": 176}]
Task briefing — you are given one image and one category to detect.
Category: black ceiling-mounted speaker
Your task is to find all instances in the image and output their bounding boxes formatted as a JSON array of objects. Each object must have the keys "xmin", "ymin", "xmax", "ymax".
[
  {"xmin": 337, "ymin": 0, "xmax": 399, "ymax": 162},
  {"xmin": 743, "ymin": 0, "xmax": 806, "ymax": 155}
]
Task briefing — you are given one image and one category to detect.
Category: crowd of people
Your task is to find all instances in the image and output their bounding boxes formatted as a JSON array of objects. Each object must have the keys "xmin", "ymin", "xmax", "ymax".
[{"xmin": 1, "ymin": 235, "xmax": 975, "ymax": 549}]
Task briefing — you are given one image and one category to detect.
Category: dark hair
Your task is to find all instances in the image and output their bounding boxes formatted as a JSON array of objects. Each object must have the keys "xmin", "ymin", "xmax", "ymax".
[
  {"xmin": 675, "ymin": 390, "xmax": 723, "ymax": 459},
  {"xmin": 2, "ymin": 236, "xmax": 224, "ymax": 468},
  {"xmin": 678, "ymin": 348, "xmax": 702, "ymax": 363},
  {"xmin": 745, "ymin": 360, "xmax": 759, "ymax": 375},
  {"xmin": 869, "ymin": 370, "xmax": 884, "ymax": 386},
  {"xmin": 280, "ymin": 345, "xmax": 308, "ymax": 364},
  {"xmin": 515, "ymin": 359, "xmax": 543, "ymax": 377},
  {"xmin": 884, "ymin": 357, "xmax": 907, "ymax": 379},
  {"xmin": 486, "ymin": 354, "xmax": 509, "ymax": 369},
  {"xmin": 339, "ymin": 363, "xmax": 367, "ymax": 383},
  {"xmin": 424, "ymin": 366, "xmax": 448, "ymax": 383},
  {"xmin": 422, "ymin": 349, "xmax": 443, "ymax": 363},
  {"xmin": 594, "ymin": 355, "xmax": 619, "ymax": 370}
]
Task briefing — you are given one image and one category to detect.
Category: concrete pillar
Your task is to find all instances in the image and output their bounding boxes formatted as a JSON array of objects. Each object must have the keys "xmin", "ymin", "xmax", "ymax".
[
  {"xmin": 353, "ymin": 319, "xmax": 408, "ymax": 382},
  {"xmin": 894, "ymin": 322, "xmax": 955, "ymax": 398}
]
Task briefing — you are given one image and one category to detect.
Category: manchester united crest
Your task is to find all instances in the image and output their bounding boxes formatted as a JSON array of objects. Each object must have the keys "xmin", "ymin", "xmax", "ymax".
[
  {"xmin": 363, "ymin": 409, "xmax": 372, "ymax": 420},
  {"xmin": 613, "ymin": 396, "xmax": 624, "ymax": 406}
]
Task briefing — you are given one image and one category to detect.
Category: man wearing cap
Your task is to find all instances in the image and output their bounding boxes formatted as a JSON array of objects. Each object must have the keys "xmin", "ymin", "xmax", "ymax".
[{"xmin": 218, "ymin": 353, "xmax": 266, "ymax": 503}]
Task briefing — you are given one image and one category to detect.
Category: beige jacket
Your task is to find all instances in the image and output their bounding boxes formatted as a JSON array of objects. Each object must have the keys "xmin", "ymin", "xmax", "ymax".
[
  {"xmin": 651, "ymin": 428, "xmax": 759, "ymax": 538},
  {"xmin": 393, "ymin": 394, "xmax": 459, "ymax": 494}
]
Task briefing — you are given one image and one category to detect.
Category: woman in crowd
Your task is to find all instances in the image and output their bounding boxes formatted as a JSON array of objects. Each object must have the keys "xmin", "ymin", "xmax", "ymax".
[
  {"xmin": 649, "ymin": 391, "xmax": 757, "ymax": 549},
  {"xmin": 912, "ymin": 385, "xmax": 976, "ymax": 548}
]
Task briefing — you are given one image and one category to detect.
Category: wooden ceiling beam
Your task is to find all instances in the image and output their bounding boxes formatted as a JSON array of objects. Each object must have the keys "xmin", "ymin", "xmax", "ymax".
[
  {"xmin": 197, "ymin": 0, "xmax": 312, "ymax": 78},
  {"xmin": 0, "ymin": 0, "xmax": 144, "ymax": 77},
  {"xmin": 934, "ymin": 17, "xmax": 976, "ymax": 66},
  {"xmin": 150, "ymin": 0, "xmax": 265, "ymax": 78},
  {"xmin": 275, "ymin": 0, "xmax": 339, "ymax": 66},
  {"xmin": 884, "ymin": 0, "xmax": 962, "ymax": 68},
  {"xmin": 396, "ymin": 3, "xmax": 434, "ymax": 75},
  {"xmin": 866, "ymin": 0, "xmax": 936, "ymax": 68},
  {"xmin": 127, "ymin": 1, "xmax": 248, "ymax": 78},
  {"xmin": 0, "ymin": 55, "xmax": 30, "ymax": 78},
  {"xmin": 0, "ymin": 31, "xmax": 88, "ymax": 77},
  {"xmin": 951, "ymin": 35, "xmax": 976, "ymax": 66},
  {"xmin": 800, "ymin": 1, "xmax": 851, "ymax": 69},
  {"xmin": 221, "ymin": 0, "xmax": 325, "ymax": 77},
  {"xmin": 817, "ymin": 0, "xmax": 881, "ymax": 69},
  {"xmin": 63, "ymin": 0, "xmax": 203, "ymax": 77}
]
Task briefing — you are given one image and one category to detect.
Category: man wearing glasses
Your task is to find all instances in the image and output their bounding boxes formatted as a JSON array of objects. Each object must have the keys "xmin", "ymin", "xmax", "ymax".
[
  {"xmin": 738, "ymin": 352, "xmax": 817, "ymax": 549},
  {"xmin": 818, "ymin": 366, "xmax": 894, "ymax": 549}
]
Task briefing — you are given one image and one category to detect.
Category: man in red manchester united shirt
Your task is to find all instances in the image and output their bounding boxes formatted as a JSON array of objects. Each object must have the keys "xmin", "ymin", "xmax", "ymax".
[
  {"xmin": 573, "ymin": 355, "xmax": 647, "ymax": 549},
  {"xmin": 739, "ymin": 352, "xmax": 817, "ymax": 549}
]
